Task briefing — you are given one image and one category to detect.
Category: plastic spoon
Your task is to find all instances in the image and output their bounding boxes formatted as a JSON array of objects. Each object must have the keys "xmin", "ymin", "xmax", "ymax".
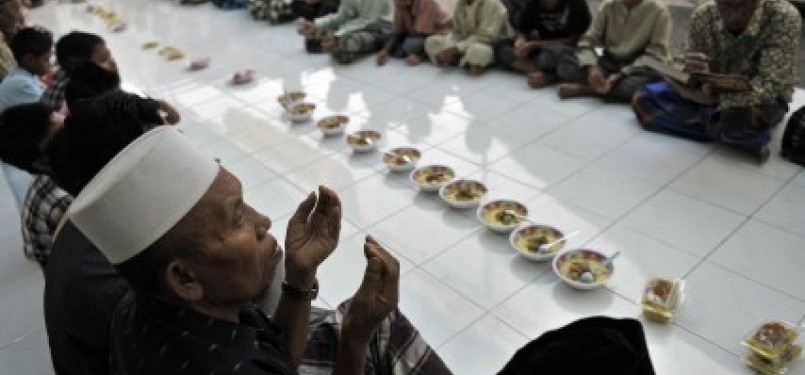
[
  {"xmin": 538, "ymin": 230, "xmax": 580, "ymax": 253},
  {"xmin": 601, "ymin": 251, "xmax": 621, "ymax": 269},
  {"xmin": 502, "ymin": 209, "xmax": 535, "ymax": 225}
]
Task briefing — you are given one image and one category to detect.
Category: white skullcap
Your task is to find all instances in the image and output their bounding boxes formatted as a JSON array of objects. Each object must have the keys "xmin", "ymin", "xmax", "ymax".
[{"xmin": 69, "ymin": 126, "xmax": 219, "ymax": 265}]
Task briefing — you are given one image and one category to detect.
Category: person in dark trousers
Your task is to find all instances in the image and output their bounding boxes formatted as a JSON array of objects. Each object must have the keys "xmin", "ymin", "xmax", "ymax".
[{"xmin": 494, "ymin": 0, "xmax": 591, "ymax": 88}]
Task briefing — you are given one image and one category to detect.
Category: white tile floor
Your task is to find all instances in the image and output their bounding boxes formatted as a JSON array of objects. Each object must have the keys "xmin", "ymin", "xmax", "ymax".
[{"xmin": 3, "ymin": 1, "xmax": 805, "ymax": 374}]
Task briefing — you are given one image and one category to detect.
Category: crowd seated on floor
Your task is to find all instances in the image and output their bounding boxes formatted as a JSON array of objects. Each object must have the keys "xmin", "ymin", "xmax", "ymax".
[{"xmin": 0, "ymin": 0, "xmax": 800, "ymax": 373}]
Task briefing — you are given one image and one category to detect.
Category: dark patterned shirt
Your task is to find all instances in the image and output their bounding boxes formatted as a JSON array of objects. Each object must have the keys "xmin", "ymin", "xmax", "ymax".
[
  {"xmin": 517, "ymin": 0, "xmax": 591, "ymax": 41},
  {"xmin": 110, "ymin": 294, "xmax": 298, "ymax": 375},
  {"xmin": 40, "ymin": 69, "xmax": 69, "ymax": 111},
  {"xmin": 45, "ymin": 221, "xmax": 131, "ymax": 375},
  {"xmin": 21, "ymin": 174, "xmax": 72, "ymax": 265},
  {"xmin": 688, "ymin": 0, "xmax": 801, "ymax": 109}
]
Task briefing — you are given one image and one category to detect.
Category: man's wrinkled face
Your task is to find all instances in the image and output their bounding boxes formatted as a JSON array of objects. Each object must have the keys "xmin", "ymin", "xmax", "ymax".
[
  {"xmin": 182, "ymin": 168, "xmax": 282, "ymax": 306},
  {"xmin": 715, "ymin": 0, "xmax": 757, "ymax": 33}
]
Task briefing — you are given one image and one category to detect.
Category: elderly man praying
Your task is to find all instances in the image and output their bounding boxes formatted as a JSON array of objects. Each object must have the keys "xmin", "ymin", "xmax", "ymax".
[{"xmin": 67, "ymin": 127, "xmax": 451, "ymax": 375}]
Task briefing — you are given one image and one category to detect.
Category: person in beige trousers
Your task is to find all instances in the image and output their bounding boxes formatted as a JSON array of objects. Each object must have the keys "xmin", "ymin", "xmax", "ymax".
[{"xmin": 424, "ymin": 0, "xmax": 511, "ymax": 75}]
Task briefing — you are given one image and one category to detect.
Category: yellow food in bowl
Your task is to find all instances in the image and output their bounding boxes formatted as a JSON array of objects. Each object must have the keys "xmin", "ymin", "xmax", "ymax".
[
  {"xmin": 278, "ymin": 92, "xmax": 306, "ymax": 106},
  {"xmin": 289, "ymin": 104, "xmax": 315, "ymax": 115},
  {"xmin": 347, "ymin": 131, "xmax": 381, "ymax": 148},
  {"xmin": 556, "ymin": 251, "xmax": 612, "ymax": 284},
  {"xmin": 383, "ymin": 148, "xmax": 420, "ymax": 170},
  {"xmin": 414, "ymin": 170, "xmax": 453, "ymax": 186},
  {"xmin": 482, "ymin": 206, "xmax": 525, "ymax": 226},
  {"xmin": 319, "ymin": 116, "xmax": 348, "ymax": 128},
  {"xmin": 444, "ymin": 185, "xmax": 485, "ymax": 202}
]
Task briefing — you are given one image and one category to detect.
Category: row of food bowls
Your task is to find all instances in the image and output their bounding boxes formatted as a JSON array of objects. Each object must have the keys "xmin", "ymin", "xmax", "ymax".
[
  {"xmin": 286, "ymin": 90, "xmax": 783, "ymax": 361},
  {"xmin": 402, "ymin": 162, "xmax": 614, "ymax": 290},
  {"xmin": 279, "ymin": 92, "xmax": 387, "ymax": 153},
  {"xmin": 279, "ymin": 92, "xmax": 613, "ymax": 290}
]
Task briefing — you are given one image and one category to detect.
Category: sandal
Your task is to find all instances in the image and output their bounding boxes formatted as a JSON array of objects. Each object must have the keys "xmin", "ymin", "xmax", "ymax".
[
  {"xmin": 188, "ymin": 57, "xmax": 210, "ymax": 71},
  {"xmin": 231, "ymin": 70, "xmax": 255, "ymax": 85}
]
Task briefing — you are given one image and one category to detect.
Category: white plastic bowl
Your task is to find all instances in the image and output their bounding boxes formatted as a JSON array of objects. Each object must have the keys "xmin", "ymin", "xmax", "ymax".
[
  {"xmin": 476, "ymin": 200, "xmax": 528, "ymax": 233},
  {"xmin": 410, "ymin": 165, "xmax": 455, "ymax": 192},
  {"xmin": 287, "ymin": 103, "xmax": 315, "ymax": 123},
  {"xmin": 317, "ymin": 115, "xmax": 349, "ymax": 136},
  {"xmin": 382, "ymin": 147, "xmax": 421, "ymax": 172},
  {"xmin": 439, "ymin": 179, "xmax": 487, "ymax": 209},
  {"xmin": 346, "ymin": 130, "xmax": 381, "ymax": 152},
  {"xmin": 510, "ymin": 224, "xmax": 565, "ymax": 261},
  {"xmin": 552, "ymin": 249, "xmax": 613, "ymax": 290}
]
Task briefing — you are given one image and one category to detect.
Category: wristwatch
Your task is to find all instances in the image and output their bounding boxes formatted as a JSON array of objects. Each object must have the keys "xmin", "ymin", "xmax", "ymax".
[{"xmin": 281, "ymin": 279, "xmax": 319, "ymax": 300}]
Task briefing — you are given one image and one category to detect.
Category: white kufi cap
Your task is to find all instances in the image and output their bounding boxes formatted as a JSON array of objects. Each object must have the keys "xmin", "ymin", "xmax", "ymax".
[{"xmin": 69, "ymin": 126, "xmax": 219, "ymax": 264}]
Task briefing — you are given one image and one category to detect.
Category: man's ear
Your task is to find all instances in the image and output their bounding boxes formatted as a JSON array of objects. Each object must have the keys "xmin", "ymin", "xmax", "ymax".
[{"xmin": 165, "ymin": 259, "xmax": 203, "ymax": 302}]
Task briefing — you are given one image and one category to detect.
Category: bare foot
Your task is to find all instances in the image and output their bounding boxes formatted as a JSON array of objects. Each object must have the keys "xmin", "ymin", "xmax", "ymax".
[
  {"xmin": 435, "ymin": 48, "xmax": 459, "ymax": 66},
  {"xmin": 526, "ymin": 71, "xmax": 555, "ymax": 88},
  {"xmin": 757, "ymin": 145, "xmax": 770, "ymax": 164},
  {"xmin": 468, "ymin": 65, "xmax": 485, "ymax": 76},
  {"xmin": 557, "ymin": 83, "xmax": 597, "ymax": 99},
  {"xmin": 405, "ymin": 54, "xmax": 422, "ymax": 66}
]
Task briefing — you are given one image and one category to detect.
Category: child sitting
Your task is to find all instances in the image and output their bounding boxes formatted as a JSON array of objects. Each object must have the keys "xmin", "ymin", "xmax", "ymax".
[
  {"xmin": 0, "ymin": 102, "xmax": 68, "ymax": 267},
  {"xmin": 64, "ymin": 61, "xmax": 180, "ymax": 125},
  {"xmin": 41, "ymin": 31, "xmax": 117, "ymax": 111},
  {"xmin": 0, "ymin": 26, "xmax": 53, "ymax": 209},
  {"xmin": 376, "ymin": 0, "xmax": 451, "ymax": 67}
]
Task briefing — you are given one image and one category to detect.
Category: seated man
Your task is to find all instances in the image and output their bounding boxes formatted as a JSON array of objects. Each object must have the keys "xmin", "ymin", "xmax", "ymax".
[
  {"xmin": 376, "ymin": 0, "xmax": 452, "ymax": 67},
  {"xmin": 43, "ymin": 92, "xmax": 175, "ymax": 375},
  {"xmin": 41, "ymin": 31, "xmax": 117, "ymax": 111},
  {"xmin": 494, "ymin": 0, "xmax": 590, "ymax": 88},
  {"xmin": 297, "ymin": 0, "xmax": 392, "ymax": 64},
  {"xmin": 424, "ymin": 0, "xmax": 511, "ymax": 75},
  {"xmin": 0, "ymin": 26, "xmax": 53, "ymax": 209},
  {"xmin": 68, "ymin": 126, "xmax": 451, "ymax": 374},
  {"xmin": 554, "ymin": 0, "xmax": 671, "ymax": 102},
  {"xmin": 631, "ymin": 0, "xmax": 800, "ymax": 163},
  {"xmin": 0, "ymin": 103, "xmax": 68, "ymax": 267}
]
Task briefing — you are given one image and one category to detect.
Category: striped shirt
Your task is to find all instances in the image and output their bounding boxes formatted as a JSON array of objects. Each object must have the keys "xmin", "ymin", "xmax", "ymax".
[{"xmin": 21, "ymin": 174, "xmax": 72, "ymax": 265}]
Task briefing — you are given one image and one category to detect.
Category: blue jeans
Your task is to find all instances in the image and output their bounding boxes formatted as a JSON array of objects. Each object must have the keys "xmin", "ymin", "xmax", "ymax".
[{"xmin": 391, "ymin": 36, "xmax": 426, "ymax": 58}]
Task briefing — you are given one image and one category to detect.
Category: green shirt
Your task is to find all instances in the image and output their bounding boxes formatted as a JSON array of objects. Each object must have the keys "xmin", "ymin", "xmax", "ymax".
[
  {"xmin": 576, "ymin": 0, "xmax": 672, "ymax": 75},
  {"xmin": 451, "ymin": 0, "xmax": 512, "ymax": 52},
  {"xmin": 0, "ymin": 36, "xmax": 16, "ymax": 82},
  {"xmin": 688, "ymin": 0, "xmax": 801, "ymax": 109},
  {"xmin": 314, "ymin": 0, "xmax": 394, "ymax": 37}
]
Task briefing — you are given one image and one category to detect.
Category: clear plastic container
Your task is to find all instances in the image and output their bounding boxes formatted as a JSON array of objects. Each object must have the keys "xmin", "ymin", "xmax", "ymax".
[
  {"xmin": 742, "ymin": 320, "xmax": 800, "ymax": 362},
  {"xmin": 640, "ymin": 277, "xmax": 684, "ymax": 323},
  {"xmin": 744, "ymin": 344, "xmax": 802, "ymax": 375}
]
